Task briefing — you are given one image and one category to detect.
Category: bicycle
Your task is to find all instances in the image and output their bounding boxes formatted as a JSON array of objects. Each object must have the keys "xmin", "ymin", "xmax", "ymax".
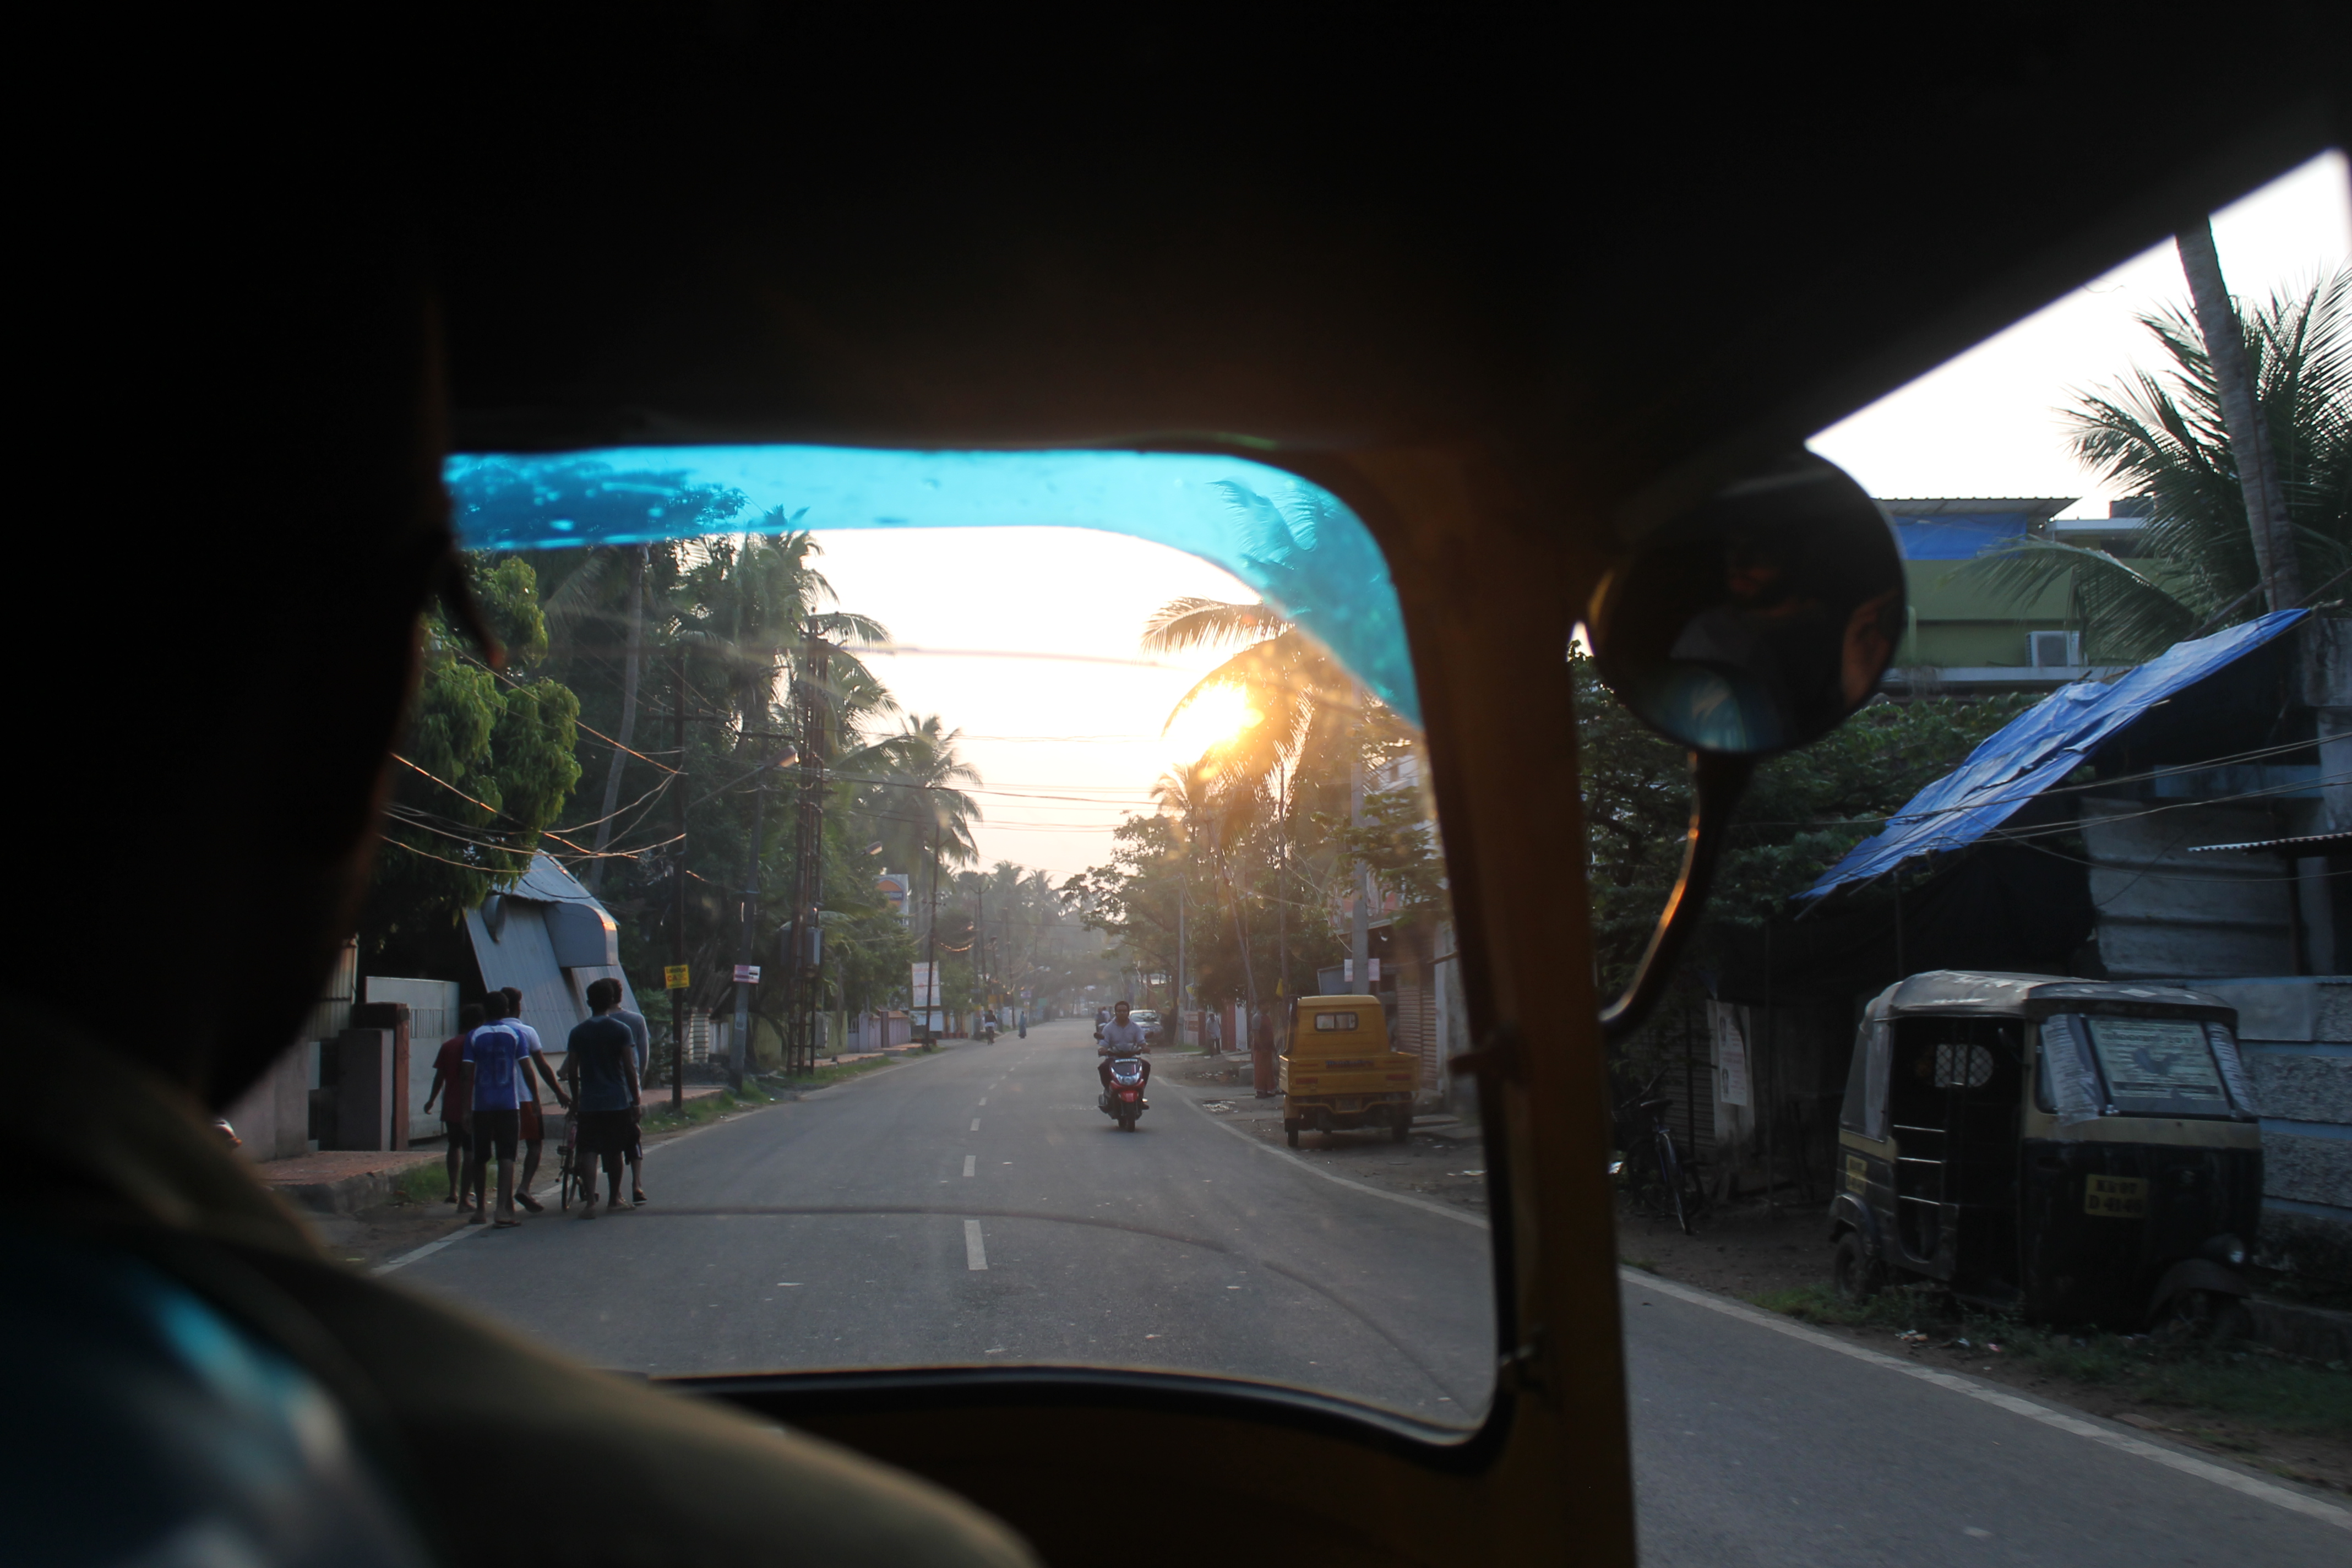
[
  {"xmin": 1611, "ymin": 1070, "xmax": 1708, "ymax": 1235},
  {"xmin": 557, "ymin": 1107, "xmax": 587, "ymax": 1211}
]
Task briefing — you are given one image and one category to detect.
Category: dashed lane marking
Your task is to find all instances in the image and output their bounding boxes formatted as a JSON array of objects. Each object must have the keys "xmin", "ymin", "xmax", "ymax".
[
  {"xmin": 963, "ymin": 1219, "xmax": 988, "ymax": 1270},
  {"xmin": 963, "ymin": 1155, "xmax": 977, "ymax": 1178}
]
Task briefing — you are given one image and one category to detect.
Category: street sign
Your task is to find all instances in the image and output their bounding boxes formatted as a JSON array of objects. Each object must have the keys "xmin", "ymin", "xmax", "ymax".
[
  {"xmin": 733, "ymin": 963, "xmax": 762, "ymax": 985},
  {"xmin": 664, "ymin": 963, "xmax": 690, "ymax": 989},
  {"xmin": 911, "ymin": 962, "xmax": 939, "ymax": 1007}
]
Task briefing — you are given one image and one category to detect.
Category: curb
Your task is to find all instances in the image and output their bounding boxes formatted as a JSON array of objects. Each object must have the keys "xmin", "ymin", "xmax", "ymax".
[{"xmin": 269, "ymin": 1156, "xmax": 441, "ymax": 1216}]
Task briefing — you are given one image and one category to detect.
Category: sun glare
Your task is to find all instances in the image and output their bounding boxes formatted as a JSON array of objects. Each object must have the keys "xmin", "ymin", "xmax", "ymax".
[{"xmin": 1163, "ymin": 684, "xmax": 1260, "ymax": 765}]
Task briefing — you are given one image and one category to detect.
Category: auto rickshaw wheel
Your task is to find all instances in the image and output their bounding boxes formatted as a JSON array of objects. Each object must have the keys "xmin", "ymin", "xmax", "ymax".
[
  {"xmin": 1833, "ymin": 1232, "xmax": 1885, "ymax": 1304},
  {"xmin": 2154, "ymin": 1288, "xmax": 2251, "ymax": 1345},
  {"xmin": 1284, "ymin": 1120, "xmax": 1300, "ymax": 1147}
]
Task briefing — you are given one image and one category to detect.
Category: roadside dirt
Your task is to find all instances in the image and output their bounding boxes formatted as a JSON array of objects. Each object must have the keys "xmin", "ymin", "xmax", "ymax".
[{"xmin": 1163, "ymin": 1054, "xmax": 1489, "ymax": 1218}]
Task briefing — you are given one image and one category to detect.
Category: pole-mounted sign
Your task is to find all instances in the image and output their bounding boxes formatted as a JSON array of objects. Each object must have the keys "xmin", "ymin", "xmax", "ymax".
[
  {"xmin": 664, "ymin": 963, "xmax": 690, "ymax": 990},
  {"xmin": 733, "ymin": 963, "xmax": 762, "ymax": 985}
]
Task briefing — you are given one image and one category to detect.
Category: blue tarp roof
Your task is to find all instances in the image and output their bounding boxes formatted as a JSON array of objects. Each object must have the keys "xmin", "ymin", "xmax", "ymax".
[{"xmin": 1800, "ymin": 609, "xmax": 2311, "ymax": 900}]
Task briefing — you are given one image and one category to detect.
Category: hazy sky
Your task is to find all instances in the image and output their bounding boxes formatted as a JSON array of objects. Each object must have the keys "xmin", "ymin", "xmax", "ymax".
[{"xmin": 812, "ymin": 151, "xmax": 2349, "ymax": 881}]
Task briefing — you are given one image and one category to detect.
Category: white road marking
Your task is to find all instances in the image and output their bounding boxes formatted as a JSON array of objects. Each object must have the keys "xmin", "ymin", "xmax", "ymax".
[
  {"xmin": 963, "ymin": 1155, "xmax": 977, "ymax": 1177},
  {"xmin": 971, "ymin": 1118, "xmax": 981, "ymax": 1131},
  {"xmin": 979, "ymin": 1097, "xmax": 988, "ymax": 1105},
  {"xmin": 1624, "ymin": 1268, "xmax": 2349, "ymax": 1531},
  {"xmin": 963, "ymin": 1219, "xmax": 988, "ymax": 1270}
]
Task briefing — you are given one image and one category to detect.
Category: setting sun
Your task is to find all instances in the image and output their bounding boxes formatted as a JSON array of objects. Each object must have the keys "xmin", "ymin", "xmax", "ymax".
[{"xmin": 1163, "ymin": 682, "xmax": 1260, "ymax": 764}]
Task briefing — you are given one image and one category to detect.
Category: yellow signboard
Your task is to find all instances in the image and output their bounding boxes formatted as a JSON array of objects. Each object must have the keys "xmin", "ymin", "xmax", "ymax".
[
  {"xmin": 2084, "ymin": 1174, "xmax": 2147, "ymax": 1218},
  {"xmin": 663, "ymin": 963, "xmax": 691, "ymax": 990}
]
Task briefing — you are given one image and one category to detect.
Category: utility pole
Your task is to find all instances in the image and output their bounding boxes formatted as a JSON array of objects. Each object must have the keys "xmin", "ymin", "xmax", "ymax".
[
  {"xmin": 1349, "ymin": 689, "xmax": 1371, "ymax": 993},
  {"xmin": 778, "ymin": 630, "xmax": 831, "ymax": 1074},
  {"xmin": 1175, "ymin": 879, "xmax": 1187, "ymax": 1044},
  {"xmin": 727, "ymin": 774, "xmax": 765, "ymax": 1094},
  {"xmin": 2177, "ymin": 221, "xmax": 2302, "ymax": 613},
  {"xmin": 920, "ymin": 812, "xmax": 942, "ymax": 1046},
  {"xmin": 586, "ymin": 545, "xmax": 647, "ymax": 894},
  {"xmin": 668, "ymin": 645, "xmax": 687, "ymax": 1114}
]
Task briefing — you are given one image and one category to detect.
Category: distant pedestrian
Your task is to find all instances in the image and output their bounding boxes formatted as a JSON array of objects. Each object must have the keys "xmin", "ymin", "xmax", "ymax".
[
  {"xmin": 1017, "ymin": 1010, "xmax": 1027, "ymax": 1039},
  {"xmin": 1251, "ymin": 1007, "xmax": 1277, "ymax": 1099},
  {"xmin": 459, "ymin": 993, "xmax": 531, "ymax": 1227},
  {"xmin": 498, "ymin": 987, "xmax": 570, "ymax": 1212},
  {"xmin": 1205, "ymin": 1009, "xmax": 1223, "ymax": 1057},
  {"xmin": 422, "ymin": 1003, "xmax": 484, "ymax": 1208},
  {"xmin": 586, "ymin": 977, "xmax": 649, "ymax": 1204},
  {"xmin": 564, "ymin": 981, "xmax": 643, "ymax": 1217}
]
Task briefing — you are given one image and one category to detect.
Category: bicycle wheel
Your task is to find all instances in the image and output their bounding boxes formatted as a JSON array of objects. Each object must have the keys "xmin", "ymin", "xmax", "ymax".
[{"xmin": 1656, "ymin": 1130, "xmax": 1693, "ymax": 1235}]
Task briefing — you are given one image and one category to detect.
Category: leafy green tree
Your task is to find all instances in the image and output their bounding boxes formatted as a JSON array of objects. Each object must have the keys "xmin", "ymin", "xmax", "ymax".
[
  {"xmin": 1574, "ymin": 647, "xmax": 2034, "ymax": 997},
  {"xmin": 365, "ymin": 557, "xmax": 582, "ymax": 965},
  {"xmin": 1952, "ymin": 266, "xmax": 2349, "ymax": 659}
]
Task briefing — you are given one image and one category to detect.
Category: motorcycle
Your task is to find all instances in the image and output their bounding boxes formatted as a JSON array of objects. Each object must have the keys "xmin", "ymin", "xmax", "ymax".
[{"xmin": 1099, "ymin": 1055, "xmax": 1149, "ymax": 1131}]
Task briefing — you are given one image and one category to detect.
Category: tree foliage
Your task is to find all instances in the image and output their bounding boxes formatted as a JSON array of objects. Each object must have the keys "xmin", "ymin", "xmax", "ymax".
[{"xmin": 366, "ymin": 557, "xmax": 582, "ymax": 964}]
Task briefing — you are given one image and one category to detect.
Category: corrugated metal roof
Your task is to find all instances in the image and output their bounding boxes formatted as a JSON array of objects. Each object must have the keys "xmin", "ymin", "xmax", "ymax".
[
  {"xmin": 1801, "ymin": 608, "xmax": 2313, "ymax": 900},
  {"xmin": 2184, "ymin": 830, "xmax": 2352, "ymax": 855},
  {"xmin": 464, "ymin": 854, "xmax": 643, "ymax": 1046},
  {"xmin": 1864, "ymin": 970, "xmax": 2234, "ymax": 1019}
]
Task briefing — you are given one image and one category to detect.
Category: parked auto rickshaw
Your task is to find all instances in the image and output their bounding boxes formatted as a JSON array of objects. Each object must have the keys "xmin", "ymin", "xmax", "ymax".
[
  {"xmin": 1831, "ymin": 971, "xmax": 2262, "ymax": 1335},
  {"xmin": 1280, "ymin": 994, "xmax": 1418, "ymax": 1147}
]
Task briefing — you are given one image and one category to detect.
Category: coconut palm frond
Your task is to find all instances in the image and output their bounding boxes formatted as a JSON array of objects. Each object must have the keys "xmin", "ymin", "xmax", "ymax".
[
  {"xmin": 1140, "ymin": 596, "xmax": 1284, "ymax": 654},
  {"xmin": 1947, "ymin": 540, "xmax": 2198, "ymax": 663},
  {"xmin": 808, "ymin": 609, "xmax": 890, "ymax": 645}
]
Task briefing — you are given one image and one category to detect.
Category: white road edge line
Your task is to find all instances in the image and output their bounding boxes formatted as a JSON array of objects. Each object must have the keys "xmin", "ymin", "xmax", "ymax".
[
  {"xmin": 1623, "ymin": 1267, "xmax": 2349, "ymax": 1531},
  {"xmin": 963, "ymin": 1218, "xmax": 988, "ymax": 1270},
  {"xmin": 372, "ymin": 1090, "xmax": 787, "ymax": 1276},
  {"xmin": 1176, "ymin": 1092, "xmax": 1488, "ymax": 1231}
]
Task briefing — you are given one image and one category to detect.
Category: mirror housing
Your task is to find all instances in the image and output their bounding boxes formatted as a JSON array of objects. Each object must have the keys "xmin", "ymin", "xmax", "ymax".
[
  {"xmin": 1588, "ymin": 456, "xmax": 1903, "ymax": 1042},
  {"xmin": 1588, "ymin": 455, "xmax": 1902, "ymax": 756}
]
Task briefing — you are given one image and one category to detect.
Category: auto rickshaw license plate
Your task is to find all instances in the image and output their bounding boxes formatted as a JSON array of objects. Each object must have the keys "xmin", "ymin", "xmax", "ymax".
[
  {"xmin": 1337, "ymin": 1096, "xmax": 1364, "ymax": 1110},
  {"xmin": 2084, "ymin": 1175, "xmax": 2147, "ymax": 1218}
]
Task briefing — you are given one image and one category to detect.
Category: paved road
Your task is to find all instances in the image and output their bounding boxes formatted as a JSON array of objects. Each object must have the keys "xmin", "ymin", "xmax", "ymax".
[
  {"xmin": 394, "ymin": 1017, "xmax": 2344, "ymax": 1560},
  {"xmin": 394, "ymin": 1018, "xmax": 1494, "ymax": 1423},
  {"xmin": 1624, "ymin": 1276, "xmax": 2345, "ymax": 1564}
]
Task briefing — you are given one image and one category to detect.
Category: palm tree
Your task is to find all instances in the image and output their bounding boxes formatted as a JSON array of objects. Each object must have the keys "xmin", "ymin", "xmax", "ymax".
[
  {"xmin": 1140, "ymin": 482, "xmax": 1369, "ymax": 794},
  {"xmin": 1951, "ymin": 265, "xmax": 2350, "ymax": 661}
]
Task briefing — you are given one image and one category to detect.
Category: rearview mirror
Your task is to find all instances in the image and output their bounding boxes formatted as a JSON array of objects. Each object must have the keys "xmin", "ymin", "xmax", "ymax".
[
  {"xmin": 1586, "ymin": 455, "xmax": 1902, "ymax": 1042},
  {"xmin": 1588, "ymin": 455, "xmax": 1902, "ymax": 755}
]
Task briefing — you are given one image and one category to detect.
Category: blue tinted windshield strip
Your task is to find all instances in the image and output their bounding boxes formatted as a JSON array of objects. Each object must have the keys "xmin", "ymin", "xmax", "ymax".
[{"xmin": 444, "ymin": 446, "xmax": 1419, "ymax": 726}]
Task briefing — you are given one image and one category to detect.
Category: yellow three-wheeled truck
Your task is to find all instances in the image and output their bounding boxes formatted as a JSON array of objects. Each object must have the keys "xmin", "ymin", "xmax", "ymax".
[{"xmin": 1280, "ymin": 994, "xmax": 1420, "ymax": 1147}]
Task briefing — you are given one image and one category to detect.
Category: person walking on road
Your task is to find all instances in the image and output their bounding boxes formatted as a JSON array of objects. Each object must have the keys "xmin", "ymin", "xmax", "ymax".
[
  {"xmin": 497, "ymin": 987, "xmax": 569, "ymax": 1212},
  {"xmin": 1017, "ymin": 1010, "xmax": 1027, "ymax": 1039},
  {"xmin": 421, "ymin": 1003, "xmax": 484, "ymax": 1208},
  {"xmin": 1205, "ymin": 1009, "xmax": 1223, "ymax": 1057},
  {"xmin": 563, "ymin": 982, "xmax": 643, "ymax": 1218},
  {"xmin": 586, "ymin": 977, "xmax": 650, "ymax": 1204},
  {"xmin": 458, "ymin": 993, "xmax": 532, "ymax": 1228}
]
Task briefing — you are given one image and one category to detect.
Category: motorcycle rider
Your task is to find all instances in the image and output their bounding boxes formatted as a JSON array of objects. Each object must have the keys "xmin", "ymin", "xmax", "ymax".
[{"xmin": 1096, "ymin": 1000, "xmax": 1151, "ymax": 1101}]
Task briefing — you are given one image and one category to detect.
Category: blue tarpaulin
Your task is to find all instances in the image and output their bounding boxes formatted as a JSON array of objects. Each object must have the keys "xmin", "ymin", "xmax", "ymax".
[{"xmin": 1800, "ymin": 609, "xmax": 2312, "ymax": 899}]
